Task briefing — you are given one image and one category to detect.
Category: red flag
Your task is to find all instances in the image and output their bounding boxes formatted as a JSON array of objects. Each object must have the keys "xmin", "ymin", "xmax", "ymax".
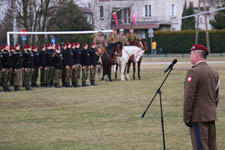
[
  {"xmin": 113, "ymin": 12, "xmax": 118, "ymax": 25},
  {"xmin": 132, "ymin": 11, "xmax": 137, "ymax": 25}
]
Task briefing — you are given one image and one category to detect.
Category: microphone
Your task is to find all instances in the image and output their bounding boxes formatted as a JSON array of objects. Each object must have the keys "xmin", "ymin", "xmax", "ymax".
[{"xmin": 164, "ymin": 59, "xmax": 177, "ymax": 73}]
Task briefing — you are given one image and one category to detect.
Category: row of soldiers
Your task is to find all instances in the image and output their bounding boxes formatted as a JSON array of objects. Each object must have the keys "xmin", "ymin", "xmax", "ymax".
[{"xmin": 0, "ymin": 42, "xmax": 99, "ymax": 92}]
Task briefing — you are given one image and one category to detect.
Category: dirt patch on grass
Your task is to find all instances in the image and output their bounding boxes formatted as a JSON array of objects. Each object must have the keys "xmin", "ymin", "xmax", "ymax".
[{"xmin": 0, "ymin": 101, "xmax": 80, "ymax": 109}]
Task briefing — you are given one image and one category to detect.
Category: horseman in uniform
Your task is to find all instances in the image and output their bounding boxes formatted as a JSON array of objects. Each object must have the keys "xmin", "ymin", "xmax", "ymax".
[
  {"xmin": 108, "ymin": 28, "xmax": 120, "ymax": 46},
  {"xmin": 93, "ymin": 30, "xmax": 106, "ymax": 49},
  {"xmin": 125, "ymin": 28, "xmax": 137, "ymax": 45}
]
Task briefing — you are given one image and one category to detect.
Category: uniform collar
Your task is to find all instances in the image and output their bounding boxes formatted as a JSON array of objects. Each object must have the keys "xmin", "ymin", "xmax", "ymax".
[{"xmin": 192, "ymin": 60, "xmax": 206, "ymax": 68}]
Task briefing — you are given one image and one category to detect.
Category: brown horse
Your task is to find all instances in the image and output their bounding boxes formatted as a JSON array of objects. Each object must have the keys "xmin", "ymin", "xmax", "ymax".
[
  {"xmin": 101, "ymin": 42, "xmax": 123, "ymax": 81},
  {"xmin": 126, "ymin": 39, "xmax": 148, "ymax": 80}
]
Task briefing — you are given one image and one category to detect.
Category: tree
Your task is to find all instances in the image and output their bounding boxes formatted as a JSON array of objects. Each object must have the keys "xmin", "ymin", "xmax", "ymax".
[
  {"xmin": 181, "ymin": 1, "xmax": 195, "ymax": 30},
  {"xmin": 210, "ymin": 3, "xmax": 225, "ymax": 29},
  {"xmin": 48, "ymin": 1, "xmax": 93, "ymax": 44}
]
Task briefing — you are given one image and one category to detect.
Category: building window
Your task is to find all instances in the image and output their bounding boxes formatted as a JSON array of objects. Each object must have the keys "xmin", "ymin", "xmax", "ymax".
[
  {"xmin": 171, "ymin": 4, "xmax": 176, "ymax": 16},
  {"xmin": 100, "ymin": 6, "xmax": 104, "ymax": 18},
  {"xmin": 145, "ymin": 5, "xmax": 151, "ymax": 17},
  {"xmin": 123, "ymin": 8, "xmax": 131, "ymax": 24}
]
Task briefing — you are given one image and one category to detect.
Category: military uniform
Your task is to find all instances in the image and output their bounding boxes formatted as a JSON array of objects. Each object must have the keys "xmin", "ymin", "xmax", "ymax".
[
  {"xmin": 0, "ymin": 50, "xmax": 3, "ymax": 90},
  {"xmin": 2, "ymin": 48, "xmax": 12, "ymax": 92},
  {"xmin": 108, "ymin": 33, "xmax": 120, "ymax": 45},
  {"xmin": 81, "ymin": 44, "xmax": 90, "ymax": 86},
  {"xmin": 12, "ymin": 48, "xmax": 23, "ymax": 91},
  {"xmin": 89, "ymin": 46, "xmax": 98, "ymax": 86},
  {"xmin": 54, "ymin": 52, "xmax": 63, "ymax": 88},
  {"xmin": 23, "ymin": 48, "xmax": 34, "ymax": 90},
  {"xmin": 45, "ymin": 47, "xmax": 55, "ymax": 87},
  {"xmin": 31, "ymin": 49, "xmax": 39, "ymax": 87},
  {"xmin": 39, "ymin": 47, "xmax": 47, "ymax": 87},
  {"xmin": 125, "ymin": 32, "xmax": 137, "ymax": 45},
  {"xmin": 184, "ymin": 45, "xmax": 220, "ymax": 150},
  {"xmin": 62, "ymin": 46, "xmax": 73, "ymax": 87},
  {"xmin": 93, "ymin": 35, "xmax": 106, "ymax": 49},
  {"xmin": 72, "ymin": 45, "xmax": 82, "ymax": 87}
]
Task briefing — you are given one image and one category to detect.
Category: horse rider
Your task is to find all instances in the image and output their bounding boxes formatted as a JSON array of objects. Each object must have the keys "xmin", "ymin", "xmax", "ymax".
[
  {"xmin": 125, "ymin": 28, "xmax": 137, "ymax": 46},
  {"xmin": 108, "ymin": 28, "xmax": 120, "ymax": 46},
  {"xmin": 119, "ymin": 29, "xmax": 127, "ymax": 46},
  {"xmin": 93, "ymin": 30, "xmax": 106, "ymax": 49}
]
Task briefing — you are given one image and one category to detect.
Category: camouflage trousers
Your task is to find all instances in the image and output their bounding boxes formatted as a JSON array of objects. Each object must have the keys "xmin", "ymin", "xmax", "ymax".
[
  {"xmin": 31, "ymin": 67, "xmax": 39, "ymax": 85},
  {"xmin": 64, "ymin": 66, "xmax": 72, "ymax": 84},
  {"xmin": 13, "ymin": 69, "xmax": 22, "ymax": 86},
  {"xmin": 23, "ymin": 68, "xmax": 33, "ymax": 86},
  {"xmin": 82, "ymin": 66, "xmax": 89, "ymax": 83},
  {"xmin": 46, "ymin": 66, "xmax": 54, "ymax": 84},
  {"xmin": 40, "ymin": 68, "xmax": 48, "ymax": 85},
  {"xmin": 90, "ymin": 66, "xmax": 96, "ymax": 81},
  {"xmin": 1, "ymin": 69, "xmax": 10, "ymax": 87},
  {"xmin": 72, "ymin": 64, "xmax": 81, "ymax": 84},
  {"xmin": 54, "ymin": 69, "xmax": 62, "ymax": 86}
]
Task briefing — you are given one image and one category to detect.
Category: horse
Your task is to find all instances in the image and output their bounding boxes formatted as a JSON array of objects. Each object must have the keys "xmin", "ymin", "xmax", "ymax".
[
  {"xmin": 117, "ymin": 44, "xmax": 145, "ymax": 81},
  {"xmin": 101, "ymin": 42, "xmax": 123, "ymax": 81},
  {"xmin": 126, "ymin": 39, "xmax": 148, "ymax": 80}
]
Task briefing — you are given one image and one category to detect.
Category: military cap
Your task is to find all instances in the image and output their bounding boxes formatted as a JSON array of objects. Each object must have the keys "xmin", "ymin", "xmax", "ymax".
[
  {"xmin": 83, "ymin": 42, "xmax": 88, "ymax": 47},
  {"xmin": 10, "ymin": 46, "xmax": 15, "ymax": 50},
  {"xmin": 2, "ymin": 44, "xmax": 9, "ymax": 49},
  {"xmin": 191, "ymin": 44, "xmax": 209, "ymax": 55},
  {"xmin": 46, "ymin": 43, "xmax": 51, "ymax": 48},
  {"xmin": 15, "ymin": 43, "xmax": 20, "ymax": 47},
  {"xmin": 75, "ymin": 42, "xmax": 79, "ymax": 46},
  {"xmin": 91, "ymin": 42, "xmax": 95, "ymax": 46},
  {"xmin": 32, "ymin": 45, "xmax": 37, "ymax": 49}
]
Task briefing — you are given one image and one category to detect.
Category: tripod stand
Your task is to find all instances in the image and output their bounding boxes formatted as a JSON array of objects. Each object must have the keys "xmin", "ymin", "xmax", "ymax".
[{"xmin": 141, "ymin": 66, "xmax": 175, "ymax": 150}]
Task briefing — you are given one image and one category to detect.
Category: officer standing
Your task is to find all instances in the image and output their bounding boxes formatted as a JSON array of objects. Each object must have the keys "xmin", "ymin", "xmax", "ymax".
[
  {"xmin": 1, "ymin": 44, "xmax": 12, "ymax": 92},
  {"xmin": 89, "ymin": 42, "xmax": 98, "ymax": 86},
  {"xmin": 53, "ymin": 45, "xmax": 63, "ymax": 88},
  {"xmin": 125, "ymin": 28, "xmax": 137, "ymax": 45},
  {"xmin": 72, "ymin": 42, "xmax": 82, "ymax": 87},
  {"xmin": 183, "ymin": 44, "xmax": 220, "ymax": 150},
  {"xmin": 81, "ymin": 43, "xmax": 90, "ymax": 87},
  {"xmin": 23, "ymin": 45, "xmax": 34, "ymax": 90},
  {"xmin": 62, "ymin": 42, "xmax": 73, "ymax": 87},
  {"xmin": 39, "ymin": 45, "xmax": 47, "ymax": 87},
  {"xmin": 31, "ymin": 45, "xmax": 39, "ymax": 87},
  {"xmin": 12, "ymin": 44, "xmax": 23, "ymax": 91},
  {"xmin": 45, "ymin": 43, "xmax": 55, "ymax": 87}
]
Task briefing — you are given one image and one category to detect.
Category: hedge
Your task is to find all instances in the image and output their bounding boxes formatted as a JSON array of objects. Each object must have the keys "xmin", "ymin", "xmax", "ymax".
[{"xmin": 147, "ymin": 30, "xmax": 225, "ymax": 54}]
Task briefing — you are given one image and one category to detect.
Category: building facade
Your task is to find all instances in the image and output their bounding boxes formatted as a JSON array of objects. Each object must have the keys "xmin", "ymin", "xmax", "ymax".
[{"xmin": 91, "ymin": 0, "xmax": 185, "ymax": 38}]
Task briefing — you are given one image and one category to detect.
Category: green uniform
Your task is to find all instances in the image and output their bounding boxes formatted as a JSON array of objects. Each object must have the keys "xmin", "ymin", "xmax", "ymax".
[
  {"xmin": 125, "ymin": 33, "xmax": 137, "ymax": 45},
  {"xmin": 108, "ymin": 33, "xmax": 120, "ymax": 44}
]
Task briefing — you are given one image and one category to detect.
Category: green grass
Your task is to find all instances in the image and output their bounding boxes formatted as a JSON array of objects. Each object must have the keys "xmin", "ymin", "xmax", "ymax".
[{"xmin": 0, "ymin": 61, "xmax": 225, "ymax": 150}]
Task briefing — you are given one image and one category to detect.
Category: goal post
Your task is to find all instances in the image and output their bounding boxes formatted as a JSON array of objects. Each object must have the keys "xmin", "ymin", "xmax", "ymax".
[{"xmin": 7, "ymin": 30, "xmax": 113, "ymax": 46}]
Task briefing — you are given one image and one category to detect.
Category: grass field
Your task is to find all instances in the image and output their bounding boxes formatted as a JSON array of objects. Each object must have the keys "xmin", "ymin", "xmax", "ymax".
[{"xmin": 0, "ymin": 57, "xmax": 225, "ymax": 150}]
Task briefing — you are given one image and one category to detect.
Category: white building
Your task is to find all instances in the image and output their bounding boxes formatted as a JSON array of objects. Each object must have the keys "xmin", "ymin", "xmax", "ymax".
[{"xmin": 91, "ymin": 0, "xmax": 185, "ymax": 38}]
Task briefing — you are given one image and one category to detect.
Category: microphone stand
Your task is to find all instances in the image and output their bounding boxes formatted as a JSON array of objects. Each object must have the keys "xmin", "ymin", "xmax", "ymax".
[{"xmin": 141, "ymin": 66, "xmax": 174, "ymax": 150}]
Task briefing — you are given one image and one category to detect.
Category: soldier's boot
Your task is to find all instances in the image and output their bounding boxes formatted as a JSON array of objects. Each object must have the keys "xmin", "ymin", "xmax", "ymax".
[
  {"xmin": 25, "ymin": 85, "xmax": 31, "ymax": 91},
  {"xmin": 50, "ymin": 80, "xmax": 54, "ymax": 87},
  {"xmin": 91, "ymin": 80, "xmax": 97, "ymax": 86},
  {"xmin": 3, "ymin": 86, "xmax": 11, "ymax": 92},
  {"xmin": 82, "ymin": 82, "xmax": 87, "ymax": 87},
  {"xmin": 31, "ymin": 83, "xmax": 38, "ymax": 87},
  {"xmin": 55, "ymin": 84, "xmax": 61, "ymax": 88},
  {"xmin": 14, "ymin": 85, "xmax": 21, "ymax": 91}
]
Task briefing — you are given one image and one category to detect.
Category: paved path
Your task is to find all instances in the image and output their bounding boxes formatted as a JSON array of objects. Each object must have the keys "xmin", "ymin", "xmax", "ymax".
[{"xmin": 142, "ymin": 61, "xmax": 225, "ymax": 65}]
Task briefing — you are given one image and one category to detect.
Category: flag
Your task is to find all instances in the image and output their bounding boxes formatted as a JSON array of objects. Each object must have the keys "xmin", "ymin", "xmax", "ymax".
[
  {"xmin": 113, "ymin": 12, "xmax": 118, "ymax": 25},
  {"xmin": 132, "ymin": 11, "xmax": 137, "ymax": 25}
]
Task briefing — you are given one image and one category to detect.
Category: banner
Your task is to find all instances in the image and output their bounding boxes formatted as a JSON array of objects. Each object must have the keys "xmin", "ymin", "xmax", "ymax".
[
  {"xmin": 132, "ymin": 11, "xmax": 137, "ymax": 25},
  {"xmin": 113, "ymin": 12, "xmax": 118, "ymax": 25}
]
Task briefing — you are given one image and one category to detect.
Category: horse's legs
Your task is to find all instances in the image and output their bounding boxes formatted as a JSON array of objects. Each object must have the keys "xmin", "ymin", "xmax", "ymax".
[
  {"xmin": 102, "ymin": 63, "xmax": 106, "ymax": 81},
  {"xmin": 138, "ymin": 58, "xmax": 142, "ymax": 80},
  {"xmin": 115, "ymin": 64, "xmax": 118, "ymax": 80},
  {"xmin": 132, "ymin": 62, "xmax": 136, "ymax": 80},
  {"xmin": 107, "ymin": 64, "xmax": 112, "ymax": 81},
  {"xmin": 126, "ymin": 62, "xmax": 131, "ymax": 80},
  {"xmin": 120, "ymin": 62, "xmax": 127, "ymax": 81}
]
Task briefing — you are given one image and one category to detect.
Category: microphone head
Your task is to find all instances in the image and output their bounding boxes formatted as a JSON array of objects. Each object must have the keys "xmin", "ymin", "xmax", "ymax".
[{"xmin": 173, "ymin": 59, "xmax": 178, "ymax": 64}]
